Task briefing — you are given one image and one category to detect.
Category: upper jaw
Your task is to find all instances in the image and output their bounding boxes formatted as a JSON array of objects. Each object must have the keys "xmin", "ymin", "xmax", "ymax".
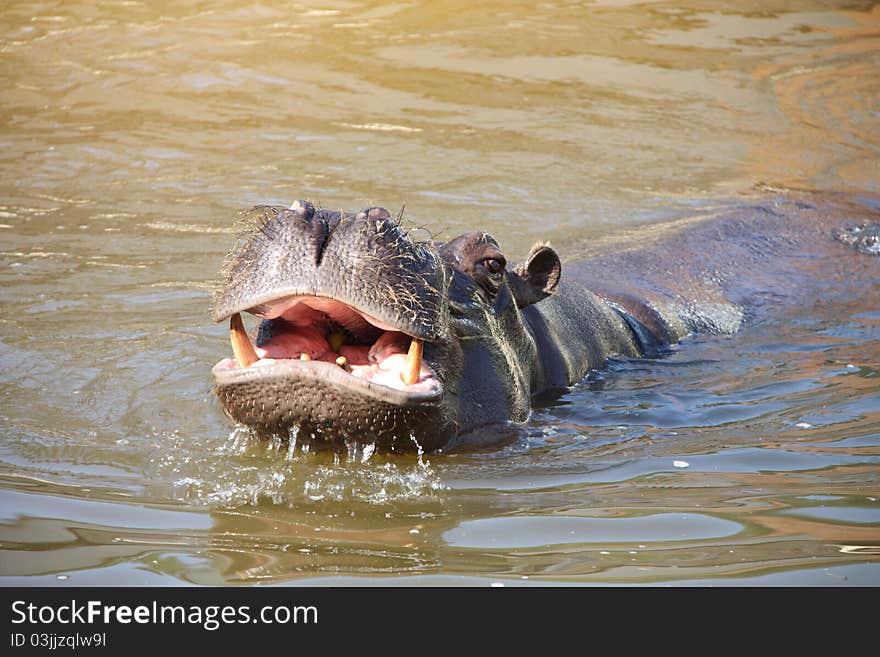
[
  {"xmin": 211, "ymin": 204, "xmax": 448, "ymax": 343},
  {"xmin": 212, "ymin": 287, "xmax": 443, "ymax": 343}
]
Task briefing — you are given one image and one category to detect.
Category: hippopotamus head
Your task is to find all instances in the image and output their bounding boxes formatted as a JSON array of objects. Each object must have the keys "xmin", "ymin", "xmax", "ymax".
[{"xmin": 211, "ymin": 201, "xmax": 560, "ymax": 452}]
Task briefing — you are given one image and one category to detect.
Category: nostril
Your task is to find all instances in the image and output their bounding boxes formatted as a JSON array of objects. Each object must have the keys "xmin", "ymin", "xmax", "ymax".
[
  {"xmin": 289, "ymin": 200, "xmax": 330, "ymax": 266},
  {"xmin": 311, "ymin": 218, "xmax": 330, "ymax": 266},
  {"xmin": 359, "ymin": 207, "xmax": 397, "ymax": 247}
]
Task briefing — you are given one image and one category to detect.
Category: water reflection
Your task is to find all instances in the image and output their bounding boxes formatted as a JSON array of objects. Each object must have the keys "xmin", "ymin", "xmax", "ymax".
[{"xmin": 443, "ymin": 513, "xmax": 744, "ymax": 548}]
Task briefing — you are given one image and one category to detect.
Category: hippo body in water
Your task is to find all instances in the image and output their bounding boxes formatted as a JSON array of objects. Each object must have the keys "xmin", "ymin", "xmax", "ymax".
[{"xmin": 211, "ymin": 194, "xmax": 879, "ymax": 452}]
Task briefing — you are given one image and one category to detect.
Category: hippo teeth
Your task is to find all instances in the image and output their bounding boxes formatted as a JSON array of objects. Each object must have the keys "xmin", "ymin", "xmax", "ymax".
[
  {"xmin": 230, "ymin": 313, "xmax": 259, "ymax": 367},
  {"xmin": 401, "ymin": 339, "xmax": 423, "ymax": 385}
]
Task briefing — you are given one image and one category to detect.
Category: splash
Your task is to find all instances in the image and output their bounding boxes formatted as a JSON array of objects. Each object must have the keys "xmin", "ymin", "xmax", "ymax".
[{"xmin": 150, "ymin": 426, "xmax": 447, "ymax": 508}]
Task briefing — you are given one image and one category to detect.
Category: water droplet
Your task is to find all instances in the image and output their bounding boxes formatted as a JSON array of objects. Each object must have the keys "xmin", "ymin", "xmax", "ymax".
[{"xmin": 361, "ymin": 442, "xmax": 375, "ymax": 463}]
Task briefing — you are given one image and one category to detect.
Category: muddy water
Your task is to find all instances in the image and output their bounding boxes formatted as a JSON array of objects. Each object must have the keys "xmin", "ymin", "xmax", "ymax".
[{"xmin": 1, "ymin": 1, "xmax": 878, "ymax": 585}]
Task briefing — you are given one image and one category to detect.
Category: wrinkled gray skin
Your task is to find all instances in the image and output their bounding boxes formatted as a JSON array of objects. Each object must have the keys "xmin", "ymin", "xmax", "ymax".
[{"xmin": 212, "ymin": 195, "xmax": 879, "ymax": 452}]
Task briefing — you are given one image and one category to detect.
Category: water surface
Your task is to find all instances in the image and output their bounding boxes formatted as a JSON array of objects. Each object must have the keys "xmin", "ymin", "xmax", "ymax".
[{"xmin": 1, "ymin": 0, "xmax": 878, "ymax": 586}]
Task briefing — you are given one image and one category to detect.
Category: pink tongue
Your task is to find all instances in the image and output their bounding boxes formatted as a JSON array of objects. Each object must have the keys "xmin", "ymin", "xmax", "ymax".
[
  {"xmin": 339, "ymin": 345, "xmax": 371, "ymax": 364},
  {"xmin": 255, "ymin": 331, "xmax": 408, "ymax": 367},
  {"xmin": 368, "ymin": 331, "xmax": 410, "ymax": 363},
  {"xmin": 255, "ymin": 325, "xmax": 328, "ymax": 360},
  {"xmin": 248, "ymin": 328, "xmax": 432, "ymax": 390}
]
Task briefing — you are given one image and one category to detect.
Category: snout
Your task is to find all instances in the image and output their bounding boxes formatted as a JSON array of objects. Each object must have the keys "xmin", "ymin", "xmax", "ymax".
[
  {"xmin": 212, "ymin": 201, "xmax": 444, "ymax": 340},
  {"xmin": 211, "ymin": 200, "xmax": 453, "ymax": 449}
]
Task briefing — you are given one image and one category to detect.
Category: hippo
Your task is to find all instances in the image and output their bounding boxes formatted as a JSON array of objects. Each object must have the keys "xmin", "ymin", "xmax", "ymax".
[{"xmin": 211, "ymin": 195, "xmax": 879, "ymax": 452}]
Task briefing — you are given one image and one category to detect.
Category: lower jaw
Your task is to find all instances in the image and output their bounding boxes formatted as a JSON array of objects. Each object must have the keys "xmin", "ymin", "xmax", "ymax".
[{"xmin": 213, "ymin": 370, "xmax": 452, "ymax": 452}]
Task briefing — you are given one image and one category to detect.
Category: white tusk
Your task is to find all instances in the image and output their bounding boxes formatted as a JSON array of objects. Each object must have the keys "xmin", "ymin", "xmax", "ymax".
[
  {"xmin": 400, "ymin": 338, "xmax": 423, "ymax": 385},
  {"xmin": 230, "ymin": 313, "xmax": 259, "ymax": 368}
]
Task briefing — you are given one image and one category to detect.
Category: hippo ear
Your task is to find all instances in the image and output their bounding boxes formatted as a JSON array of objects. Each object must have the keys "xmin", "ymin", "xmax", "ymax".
[{"xmin": 509, "ymin": 244, "xmax": 561, "ymax": 308}]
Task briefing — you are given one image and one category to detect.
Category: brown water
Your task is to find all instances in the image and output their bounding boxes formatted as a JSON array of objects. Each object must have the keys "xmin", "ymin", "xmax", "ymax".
[{"xmin": 1, "ymin": 1, "xmax": 878, "ymax": 586}]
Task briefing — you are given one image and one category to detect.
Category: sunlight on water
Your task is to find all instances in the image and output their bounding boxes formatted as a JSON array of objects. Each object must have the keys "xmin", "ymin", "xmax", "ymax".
[{"xmin": 1, "ymin": 0, "xmax": 879, "ymax": 586}]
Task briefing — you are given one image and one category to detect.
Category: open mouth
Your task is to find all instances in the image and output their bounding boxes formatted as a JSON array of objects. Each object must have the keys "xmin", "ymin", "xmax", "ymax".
[{"xmin": 213, "ymin": 296, "xmax": 440, "ymax": 396}]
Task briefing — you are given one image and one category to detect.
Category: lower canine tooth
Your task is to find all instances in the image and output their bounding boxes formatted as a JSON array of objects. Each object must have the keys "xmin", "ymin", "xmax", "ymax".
[
  {"xmin": 335, "ymin": 355, "xmax": 351, "ymax": 372},
  {"xmin": 300, "ymin": 353, "xmax": 311, "ymax": 361},
  {"xmin": 230, "ymin": 313, "xmax": 258, "ymax": 368},
  {"xmin": 400, "ymin": 339, "xmax": 423, "ymax": 385}
]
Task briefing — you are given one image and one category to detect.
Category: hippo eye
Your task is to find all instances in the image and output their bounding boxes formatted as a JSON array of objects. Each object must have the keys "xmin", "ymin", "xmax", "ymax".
[{"xmin": 474, "ymin": 255, "xmax": 506, "ymax": 297}]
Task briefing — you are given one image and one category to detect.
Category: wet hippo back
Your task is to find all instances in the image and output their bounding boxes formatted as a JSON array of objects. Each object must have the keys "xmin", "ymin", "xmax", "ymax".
[{"xmin": 563, "ymin": 194, "xmax": 880, "ymax": 345}]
